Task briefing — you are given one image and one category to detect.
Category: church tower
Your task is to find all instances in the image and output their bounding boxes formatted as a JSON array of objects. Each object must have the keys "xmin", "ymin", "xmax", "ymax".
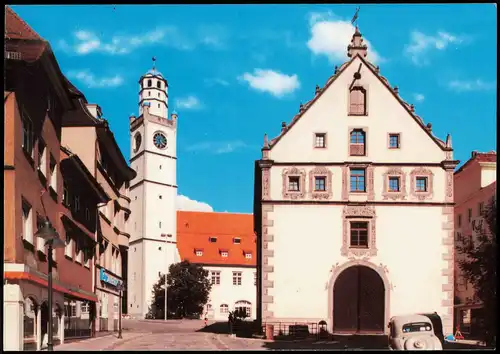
[{"xmin": 127, "ymin": 61, "xmax": 180, "ymax": 318}]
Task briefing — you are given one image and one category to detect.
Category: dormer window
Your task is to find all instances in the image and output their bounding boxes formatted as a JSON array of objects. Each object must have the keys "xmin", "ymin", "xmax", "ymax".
[
  {"xmin": 220, "ymin": 250, "xmax": 228, "ymax": 258},
  {"xmin": 233, "ymin": 237, "xmax": 241, "ymax": 244},
  {"xmin": 195, "ymin": 249, "xmax": 203, "ymax": 257},
  {"xmin": 244, "ymin": 252, "xmax": 252, "ymax": 259},
  {"xmin": 349, "ymin": 86, "xmax": 367, "ymax": 115},
  {"xmin": 209, "ymin": 237, "xmax": 217, "ymax": 243},
  {"xmin": 349, "ymin": 129, "xmax": 366, "ymax": 156}
]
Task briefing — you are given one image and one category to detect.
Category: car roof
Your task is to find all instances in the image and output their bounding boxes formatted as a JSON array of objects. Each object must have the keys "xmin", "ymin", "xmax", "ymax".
[{"xmin": 391, "ymin": 314, "xmax": 433, "ymax": 328}]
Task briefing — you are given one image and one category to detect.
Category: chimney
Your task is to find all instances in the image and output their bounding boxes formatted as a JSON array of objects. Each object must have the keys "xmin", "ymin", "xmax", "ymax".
[{"xmin": 472, "ymin": 151, "xmax": 478, "ymax": 158}]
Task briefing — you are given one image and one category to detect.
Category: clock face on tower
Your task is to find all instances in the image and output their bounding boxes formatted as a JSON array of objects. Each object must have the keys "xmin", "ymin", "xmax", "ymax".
[{"xmin": 153, "ymin": 131, "xmax": 167, "ymax": 149}]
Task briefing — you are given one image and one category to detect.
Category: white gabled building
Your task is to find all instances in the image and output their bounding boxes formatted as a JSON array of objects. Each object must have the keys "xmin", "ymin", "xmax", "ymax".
[{"xmin": 254, "ymin": 27, "xmax": 459, "ymax": 336}]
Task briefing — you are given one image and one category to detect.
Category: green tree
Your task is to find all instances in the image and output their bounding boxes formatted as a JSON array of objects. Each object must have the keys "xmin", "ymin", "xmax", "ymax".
[
  {"xmin": 456, "ymin": 198, "xmax": 496, "ymax": 345},
  {"xmin": 146, "ymin": 261, "xmax": 212, "ymax": 319}
]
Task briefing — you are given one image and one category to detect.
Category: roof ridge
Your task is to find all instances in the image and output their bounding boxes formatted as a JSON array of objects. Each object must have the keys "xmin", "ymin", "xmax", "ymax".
[{"xmin": 5, "ymin": 6, "xmax": 43, "ymax": 41}]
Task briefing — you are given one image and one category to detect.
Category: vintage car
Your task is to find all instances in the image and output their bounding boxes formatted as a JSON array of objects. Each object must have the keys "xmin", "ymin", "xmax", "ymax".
[{"xmin": 388, "ymin": 314, "xmax": 443, "ymax": 350}]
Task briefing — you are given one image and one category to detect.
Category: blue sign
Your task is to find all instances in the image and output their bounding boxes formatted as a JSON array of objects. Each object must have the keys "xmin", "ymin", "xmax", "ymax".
[{"xmin": 100, "ymin": 268, "xmax": 122, "ymax": 287}]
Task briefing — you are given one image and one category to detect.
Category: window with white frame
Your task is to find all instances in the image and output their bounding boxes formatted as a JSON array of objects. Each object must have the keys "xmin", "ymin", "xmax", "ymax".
[
  {"xmin": 235, "ymin": 300, "xmax": 252, "ymax": 317},
  {"xmin": 232, "ymin": 272, "xmax": 242, "ymax": 286},
  {"xmin": 245, "ymin": 252, "xmax": 252, "ymax": 259},
  {"xmin": 211, "ymin": 271, "xmax": 220, "ymax": 285},
  {"xmin": 36, "ymin": 216, "xmax": 46, "ymax": 252},
  {"xmin": 65, "ymin": 235, "xmax": 73, "ymax": 258},
  {"xmin": 221, "ymin": 251, "xmax": 228, "ymax": 258},
  {"xmin": 195, "ymin": 249, "xmax": 203, "ymax": 256},
  {"xmin": 49, "ymin": 155, "xmax": 57, "ymax": 192},
  {"xmin": 22, "ymin": 199, "xmax": 33, "ymax": 244},
  {"xmin": 37, "ymin": 138, "xmax": 47, "ymax": 176},
  {"xmin": 21, "ymin": 110, "xmax": 34, "ymax": 158},
  {"xmin": 84, "ymin": 247, "xmax": 91, "ymax": 268},
  {"xmin": 220, "ymin": 304, "xmax": 229, "ymax": 314},
  {"xmin": 81, "ymin": 301, "xmax": 89, "ymax": 314}
]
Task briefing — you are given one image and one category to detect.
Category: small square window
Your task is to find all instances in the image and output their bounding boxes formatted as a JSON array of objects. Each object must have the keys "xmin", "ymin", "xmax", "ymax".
[
  {"xmin": 388, "ymin": 176, "xmax": 400, "ymax": 192},
  {"xmin": 288, "ymin": 176, "xmax": 300, "ymax": 191},
  {"xmin": 315, "ymin": 176, "xmax": 326, "ymax": 191},
  {"xmin": 195, "ymin": 250, "xmax": 203, "ymax": 257},
  {"xmin": 209, "ymin": 237, "xmax": 217, "ymax": 243},
  {"xmin": 415, "ymin": 177, "xmax": 427, "ymax": 192},
  {"xmin": 315, "ymin": 133, "xmax": 326, "ymax": 148},
  {"xmin": 389, "ymin": 134, "xmax": 400, "ymax": 149},
  {"xmin": 233, "ymin": 238, "xmax": 241, "ymax": 244},
  {"xmin": 245, "ymin": 253, "xmax": 252, "ymax": 259},
  {"xmin": 221, "ymin": 251, "xmax": 228, "ymax": 258}
]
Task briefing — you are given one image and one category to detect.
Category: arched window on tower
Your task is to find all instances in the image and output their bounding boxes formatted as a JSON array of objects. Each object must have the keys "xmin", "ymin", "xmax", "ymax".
[
  {"xmin": 157, "ymin": 81, "xmax": 161, "ymax": 89},
  {"xmin": 147, "ymin": 79, "xmax": 152, "ymax": 87},
  {"xmin": 349, "ymin": 86, "xmax": 367, "ymax": 115},
  {"xmin": 148, "ymin": 91, "xmax": 151, "ymax": 97}
]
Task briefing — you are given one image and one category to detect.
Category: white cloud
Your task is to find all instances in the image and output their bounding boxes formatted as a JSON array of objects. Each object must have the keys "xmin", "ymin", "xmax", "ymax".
[
  {"xmin": 204, "ymin": 78, "xmax": 230, "ymax": 87},
  {"xmin": 448, "ymin": 79, "xmax": 496, "ymax": 92},
  {"xmin": 67, "ymin": 70, "xmax": 124, "ymax": 88},
  {"xmin": 413, "ymin": 93, "xmax": 425, "ymax": 102},
  {"xmin": 186, "ymin": 141, "xmax": 247, "ymax": 154},
  {"xmin": 239, "ymin": 69, "xmax": 300, "ymax": 98},
  {"xmin": 405, "ymin": 30, "xmax": 465, "ymax": 66},
  {"xmin": 176, "ymin": 195, "xmax": 213, "ymax": 212},
  {"xmin": 307, "ymin": 11, "xmax": 381, "ymax": 63},
  {"xmin": 175, "ymin": 96, "xmax": 203, "ymax": 110}
]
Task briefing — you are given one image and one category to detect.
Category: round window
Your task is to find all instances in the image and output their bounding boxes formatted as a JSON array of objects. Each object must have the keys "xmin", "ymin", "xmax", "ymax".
[
  {"xmin": 153, "ymin": 132, "xmax": 167, "ymax": 149},
  {"xmin": 133, "ymin": 132, "xmax": 142, "ymax": 152}
]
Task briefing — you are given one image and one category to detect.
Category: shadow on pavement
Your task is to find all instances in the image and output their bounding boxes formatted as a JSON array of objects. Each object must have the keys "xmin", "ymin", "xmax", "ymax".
[
  {"xmin": 262, "ymin": 335, "xmax": 388, "ymax": 350},
  {"xmin": 196, "ymin": 321, "xmax": 230, "ymax": 334}
]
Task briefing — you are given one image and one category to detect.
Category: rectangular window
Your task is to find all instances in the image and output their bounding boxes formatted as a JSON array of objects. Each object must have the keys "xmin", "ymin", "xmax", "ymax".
[
  {"xmin": 479, "ymin": 202, "xmax": 484, "ymax": 216},
  {"xmin": 84, "ymin": 248, "xmax": 91, "ymax": 268},
  {"xmin": 288, "ymin": 176, "xmax": 300, "ymax": 191},
  {"xmin": 457, "ymin": 214, "xmax": 462, "ymax": 228},
  {"xmin": 211, "ymin": 271, "xmax": 220, "ymax": 285},
  {"xmin": 22, "ymin": 199, "xmax": 33, "ymax": 244},
  {"xmin": 456, "ymin": 232, "xmax": 463, "ymax": 242},
  {"xmin": 389, "ymin": 134, "xmax": 400, "ymax": 149},
  {"xmin": 49, "ymin": 155, "xmax": 57, "ymax": 192},
  {"xmin": 209, "ymin": 237, "xmax": 217, "ymax": 243},
  {"xmin": 75, "ymin": 240, "xmax": 82, "ymax": 264},
  {"xmin": 221, "ymin": 251, "xmax": 228, "ymax": 258},
  {"xmin": 21, "ymin": 111, "xmax": 34, "ymax": 158},
  {"xmin": 349, "ymin": 87, "xmax": 366, "ymax": 115},
  {"xmin": 468, "ymin": 208, "xmax": 472, "ymax": 223},
  {"xmin": 232, "ymin": 272, "xmax": 242, "ymax": 286},
  {"xmin": 233, "ymin": 238, "xmax": 241, "ymax": 244},
  {"xmin": 36, "ymin": 216, "xmax": 46, "ymax": 252},
  {"xmin": 65, "ymin": 236, "xmax": 73, "ymax": 258},
  {"xmin": 315, "ymin": 176, "xmax": 326, "ymax": 191},
  {"xmin": 195, "ymin": 250, "xmax": 203, "ymax": 256},
  {"xmin": 388, "ymin": 176, "xmax": 400, "ymax": 192},
  {"xmin": 415, "ymin": 177, "xmax": 428, "ymax": 192},
  {"xmin": 350, "ymin": 221, "xmax": 369, "ymax": 248},
  {"xmin": 315, "ymin": 133, "xmax": 326, "ymax": 148},
  {"xmin": 349, "ymin": 130, "xmax": 366, "ymax": 156},
  {"xmin": 245, "ymin": 253, "xmax": 252, "ymax": 259},
  {"xmin": 350, "ymin": 168, "xmax": 366, "ymax": 192},
  {"xmin": 74, "ymin": 195, "xmax": 80, "ymax": 213},
  {"xmin": 37, "ymin": 138, "xmax": 47, "ymax": 175},
  {"xmin": 81, "ymin": 302, "xmax": 89, "ymax": 314}
]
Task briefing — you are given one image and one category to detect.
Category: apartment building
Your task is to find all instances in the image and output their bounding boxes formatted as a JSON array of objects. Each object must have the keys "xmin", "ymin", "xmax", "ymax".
[
  {"xmin": 453, "ymin": 151, "xmax": 496, "ymax": 338},
  {"xmin": 61, "ymin": 80, "xmax": 136, "ymax": 332}
]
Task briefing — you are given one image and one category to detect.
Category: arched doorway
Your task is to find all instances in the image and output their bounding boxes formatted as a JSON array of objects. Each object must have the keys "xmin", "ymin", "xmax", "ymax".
[
  {"xmin": 333, "ymin": 265, "xmax": 385, "ymax": 333},
  {"xmin": 234, "ymin": 300, "xmax": 252, "ymax": 318},
  {"xmin": 40, "ymin": 301, "xmax": 49, "ymax": 348}
]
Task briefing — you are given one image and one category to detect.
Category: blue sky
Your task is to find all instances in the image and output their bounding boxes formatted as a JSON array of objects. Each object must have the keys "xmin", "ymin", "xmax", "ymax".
[{"xmin": 12, "ymin": 4, "xmax": 497, "ymax": 213}]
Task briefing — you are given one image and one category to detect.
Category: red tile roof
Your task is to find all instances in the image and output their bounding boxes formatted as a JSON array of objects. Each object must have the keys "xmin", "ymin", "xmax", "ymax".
[
  {"xmin": 455, "ymin": 151, "xmax": 497, "ymax": 175},
  {"xmin": 5, "ymin": 6, "xmax": 43, "ymax": 41},
  {"xmin": 5, "ymin": 6, "xmax": 47, "ymax": 62},
  {"xmin": 177, "ymin": 211, "xmax": 256, "ymax": 267}
]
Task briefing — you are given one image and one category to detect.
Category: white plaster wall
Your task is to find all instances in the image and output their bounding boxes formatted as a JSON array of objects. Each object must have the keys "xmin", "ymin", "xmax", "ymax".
[
  {"xmin": 130, "ymin": 125, "xmax": 145, "ymax": 161},
  {"xmin": 142, "ymin": 240, "xmax": 167, "ymax": 316},
  {"xmin": 139, "ymin": 77, "xmax": 168, "ymax": 119},
  {"xmin": 481, "ymin": 166, "xmax": 497, "ymax": 188},
  {"xmin": 144, "ymin": 120, "xmax": 177, "ymax": 157},
  {"xmin": 143, "ymin": 183, "xmax": 176, "ymax": 242},
  {"xmin": 204, "ymin": 266, "xmax": 257, "ymax": 321},
  {"xmin": 145, "ymin": 154, "xmax": 176, "ymax": 185},
  {"xmin": 128, "ymin": 185, "xmax": 144, "ymax": 243},
  {"xmin": 268, "ymin": 57, "xmax": 447, "ymax": 164},
  {"xmin": 270, "ymin": 204, "xmax": 448, "ymax": 323},
  {"xmin": 127, "ymin": 242, "xmax": 144, "ymax": 316}
]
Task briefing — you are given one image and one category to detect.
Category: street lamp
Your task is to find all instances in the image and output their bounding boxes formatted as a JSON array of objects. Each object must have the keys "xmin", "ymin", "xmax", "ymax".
[
  {"xmin": 116, "ymin": 282, "xmax": 125, "ymax": 339},
  {"xmin": 35, "ymin": 219, "xmax": 65, "ymax": 351}
]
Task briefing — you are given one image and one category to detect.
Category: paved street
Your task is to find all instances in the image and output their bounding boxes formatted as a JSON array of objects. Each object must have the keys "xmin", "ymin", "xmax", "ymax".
[{"xmin": 53, "ymin": 319, "xmax": 492, "ymax": 351}]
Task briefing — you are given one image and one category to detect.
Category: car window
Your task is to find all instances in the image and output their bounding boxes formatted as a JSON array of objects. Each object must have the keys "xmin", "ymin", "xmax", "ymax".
[{"xmin": 402, "ymin": 322, "xmax": 432, "ymax": 333}]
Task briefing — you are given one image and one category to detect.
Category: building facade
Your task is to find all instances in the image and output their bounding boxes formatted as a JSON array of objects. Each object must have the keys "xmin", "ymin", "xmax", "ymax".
[
  {"xmin": 3, "ymin": 7, "xmax": 97, "ymax": 350},
  {"xmin": 177, "ymin": 211, "xmax": 256, "ymax": 321},
  {"xmin": 453, "ymin": 151, "xmax": 496, "ymax": 338},
  {"xmin": 60, "ymin": 83, "xmax": 136, "ymax": 332},
  {"xmin": 254, "ymin": 28, "xmax": 459, "ymax": 336},
  {"xmin": 127, "ymin": 67, "xmax": 180, "ymax": 318}
]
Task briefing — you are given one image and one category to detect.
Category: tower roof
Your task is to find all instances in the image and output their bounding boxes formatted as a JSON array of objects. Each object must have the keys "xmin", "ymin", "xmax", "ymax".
[
  {"xmin": 347, "ymin": 25, "xmax": 368, "ymax": 58},
  {"xmin": 145, "ymin": 69, "xmax": 164, "ymax": 78}
]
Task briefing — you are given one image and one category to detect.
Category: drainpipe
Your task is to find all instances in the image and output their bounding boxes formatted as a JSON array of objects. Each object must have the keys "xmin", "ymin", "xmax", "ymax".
[{"xmin": 94, "ymin": 202, "xmax": 108, "ymax": 335}]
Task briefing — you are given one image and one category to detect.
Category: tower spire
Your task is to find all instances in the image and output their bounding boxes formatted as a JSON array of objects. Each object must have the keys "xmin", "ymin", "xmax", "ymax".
[
  {"xmin": 347, "ymin": 25, "xmax": 368, "ymax": 58},
  {"xmin": 152, "ymin": 56, "xmax": 156, "ymax": 72}
]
